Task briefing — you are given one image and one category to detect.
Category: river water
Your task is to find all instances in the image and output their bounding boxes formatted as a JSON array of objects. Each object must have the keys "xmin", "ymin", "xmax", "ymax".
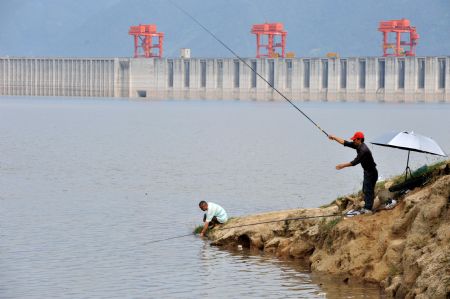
[{"xmin": 1, "ymin": 97, "xmax": 449, "ymax": 298}]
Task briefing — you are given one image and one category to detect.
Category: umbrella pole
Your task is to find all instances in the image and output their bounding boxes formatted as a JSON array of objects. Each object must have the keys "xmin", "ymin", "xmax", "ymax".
[{"xmin": 405, "ymin": 150, "xmax": 412, "ymax": 181}]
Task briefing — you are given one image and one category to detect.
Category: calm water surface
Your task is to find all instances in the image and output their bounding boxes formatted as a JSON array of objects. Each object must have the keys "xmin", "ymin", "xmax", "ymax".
[{"xmin": 1, "ymin": 97, "xmax": 449, "ymax": 298}]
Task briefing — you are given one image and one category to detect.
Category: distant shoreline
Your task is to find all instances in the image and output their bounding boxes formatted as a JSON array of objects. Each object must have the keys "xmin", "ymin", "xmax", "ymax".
[{"xmin": 2, "ymin": 95, "xmax": 450, "ymax": 104}]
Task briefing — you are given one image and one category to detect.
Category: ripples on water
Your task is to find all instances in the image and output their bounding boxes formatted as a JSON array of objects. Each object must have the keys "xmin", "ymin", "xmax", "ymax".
[{"xmin": 1, "ymin": 97, "xmax": 448, "ymax": 298}]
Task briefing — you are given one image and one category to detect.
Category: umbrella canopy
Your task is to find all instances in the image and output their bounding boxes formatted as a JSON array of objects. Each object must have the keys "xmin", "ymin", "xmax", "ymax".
[{"xmin": 371, "ymin": 131, "xmax": 447, "ymax": 157}]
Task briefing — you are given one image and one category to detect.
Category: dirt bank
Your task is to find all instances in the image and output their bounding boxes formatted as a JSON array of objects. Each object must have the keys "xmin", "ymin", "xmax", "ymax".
[{"xmin": 208, "ymin": 162, "xmax": 450, "ymax": 298}]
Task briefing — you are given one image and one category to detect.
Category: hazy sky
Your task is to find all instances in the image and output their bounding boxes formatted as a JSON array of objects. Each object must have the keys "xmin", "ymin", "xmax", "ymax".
[{"xmin": 0, "ymin": 0, "xmax": 449, "ymax": 58}]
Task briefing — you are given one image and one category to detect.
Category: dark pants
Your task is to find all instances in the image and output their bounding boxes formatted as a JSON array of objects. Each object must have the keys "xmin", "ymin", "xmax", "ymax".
[
  {"xmin": 363, "ymin": 169, "xmax": 378, "ymax": 210},
  {"xmin": 203, "ymin": 214, "xmax": 221, "ymax": 226}
]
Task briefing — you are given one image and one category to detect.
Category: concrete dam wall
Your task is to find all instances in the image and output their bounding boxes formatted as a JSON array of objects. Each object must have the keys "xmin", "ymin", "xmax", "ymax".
[{"xmin": 0, "ymin": 56, "xmax": 449, "ymax": 102}]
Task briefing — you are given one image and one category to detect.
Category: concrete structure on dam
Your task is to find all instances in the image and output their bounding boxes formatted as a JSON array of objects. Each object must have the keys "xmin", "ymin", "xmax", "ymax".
[{"xmin": 0, "ymin": 56, "xmax": 448, "ymax": 102}]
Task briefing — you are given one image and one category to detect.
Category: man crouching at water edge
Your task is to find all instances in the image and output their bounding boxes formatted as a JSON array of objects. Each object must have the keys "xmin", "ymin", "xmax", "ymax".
[
  {"xmin": 198, "ymin": 201, "xmax": 228, "ymax": 237},
  {"xmin": 328, "ymin": 131, "xmax": 378, "ymax": 216}
]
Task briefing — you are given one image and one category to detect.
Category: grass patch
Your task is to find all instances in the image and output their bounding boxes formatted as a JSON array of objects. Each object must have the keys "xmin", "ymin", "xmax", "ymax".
[
  {"xmin": 193, "ymin": 225, "xmax": 203, "ymax": 234},
  {"xmin": 323, "ymin": 217, "xmax": 342, "ymax": 232},
  {"xmin": 317, "ymin": 217, "xmax": 342, "ymax": 249},
  {"xmin": 321, "ymin": 160, "xmax": 448, "ymax": 209},
  {"xmin": 391, "ymin": 160, "xmax": 447, "ymax": 185},
  {"xmin": 376, "ymin": 180, "xmax": 386, "ymax": 190},
  {"xmin": 415, "ymin": 160, "xmax": 446, "ymax": 174},
  {"xmin": 389, "ymin": 264, "xmax": 402, "ymax": 276},
  {"xmin": 390, "ymin": 173, "xmax": 406, "ymax": 186},
  {"xmin": 192, "ymin": 217, "xmax": 236, "ymax": 234},
  {"xmin": 319, "ymin": 217, "xmax": 342, "ymax": 236}
]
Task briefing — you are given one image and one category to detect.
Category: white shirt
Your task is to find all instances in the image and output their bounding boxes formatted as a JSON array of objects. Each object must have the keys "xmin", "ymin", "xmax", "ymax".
[{"xmin": 205, "ymin": 202, "xmax": 228, "ymax": 223}]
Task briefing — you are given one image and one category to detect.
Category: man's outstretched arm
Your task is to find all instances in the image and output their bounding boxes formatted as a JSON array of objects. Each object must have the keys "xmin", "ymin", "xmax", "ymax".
[
  {"xmin": 328, "ymin": 135, "xmax": 345, "ymax": 145},
  {"xmin": 200, "ymin": 221, "xmax": 209, "ymax": 237},
  {"xmin": 336, "ymin": 162, "xmax": 353, "ymax": 170}
]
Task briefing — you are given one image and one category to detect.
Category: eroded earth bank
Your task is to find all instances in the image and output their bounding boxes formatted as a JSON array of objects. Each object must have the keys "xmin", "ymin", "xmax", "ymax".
[{"xmin": 208, "ymin": 162, "xmax": 450, "ymax": 298}]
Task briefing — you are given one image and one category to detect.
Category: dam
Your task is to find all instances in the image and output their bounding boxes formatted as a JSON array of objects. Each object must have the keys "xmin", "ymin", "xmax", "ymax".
[{"xmin": 0, "ymin": 56, "xmax": 448, "ymax": 102}]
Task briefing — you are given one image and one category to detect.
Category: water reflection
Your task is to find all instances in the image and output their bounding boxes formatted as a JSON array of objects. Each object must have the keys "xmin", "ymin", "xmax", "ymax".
[
  {"xmin": 199, "ymin": 243, "xmax": 385, "ymax": 298},
  {"xmin": 1, "ymin": 98, "xmax": 447, "ymax": 298}
]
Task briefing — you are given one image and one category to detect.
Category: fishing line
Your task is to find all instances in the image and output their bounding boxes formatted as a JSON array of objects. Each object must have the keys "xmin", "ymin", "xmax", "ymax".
[
  {"xmin": 144, "ymin": 233, "xmax": 193, "ymax": 244},
  {"xmin": 169, "ymin": 0, "xmax": 329, "ymax": 137},
  {"xmin": 144, "ymin": 213, "xmax": 340, "ymax": 244}
]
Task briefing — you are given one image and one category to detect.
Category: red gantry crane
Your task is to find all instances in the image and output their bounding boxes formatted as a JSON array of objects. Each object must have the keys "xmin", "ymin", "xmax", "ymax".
[
  {"xmin": 378, "ymin": 19, "xmax": 419, "ymax": 57},
  {"xmin": 251, "ymin": 23, "xmax": 287, "ymax": 58},
  {"xmin": 129, "ymin": 24, "xmax": 164, "ymax": 58}
]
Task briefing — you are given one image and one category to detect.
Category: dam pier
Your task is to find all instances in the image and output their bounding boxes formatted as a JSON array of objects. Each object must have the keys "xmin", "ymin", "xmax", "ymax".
[{"xmin": 0, "ymin": 56, "xmax": 448, "ymax": 102}]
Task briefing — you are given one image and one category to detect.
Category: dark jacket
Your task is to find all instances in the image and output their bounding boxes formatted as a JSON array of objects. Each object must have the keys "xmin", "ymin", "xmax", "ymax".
[{"xmin": 344, "ymin": 141, "xmax": 377, "ymax": 172}]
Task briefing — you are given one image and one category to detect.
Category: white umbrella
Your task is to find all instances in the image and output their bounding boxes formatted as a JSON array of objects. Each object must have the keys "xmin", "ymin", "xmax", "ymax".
[{"xmin": 371, "ymin": 131, "xmax": 447, "ymax": 180}]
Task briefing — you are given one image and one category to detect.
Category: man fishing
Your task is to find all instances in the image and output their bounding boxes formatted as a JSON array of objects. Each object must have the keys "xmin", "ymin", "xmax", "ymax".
[
  {"xmin": 198, "ymin": 201, "xmax": 228, "ymax": 237},
  {"xmin": 328, "ymin": 131, "xmax": 378, "ymax": 215}
]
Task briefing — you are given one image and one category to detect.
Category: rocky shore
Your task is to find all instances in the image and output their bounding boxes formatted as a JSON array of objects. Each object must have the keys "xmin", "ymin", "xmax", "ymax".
[{"xmin": 207, "ymin": 162, "xmax": 450, "ymax": 298}]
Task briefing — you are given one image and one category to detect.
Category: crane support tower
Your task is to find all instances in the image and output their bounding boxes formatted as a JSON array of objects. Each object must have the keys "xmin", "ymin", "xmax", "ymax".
[
  {"xmin": 251, "ymin": 23, "xmax": 287, "ymax": 58},
  {"xmin": 129, "ymin": 24, "xmax": 164, "ymax": 58},
  {"xmin": 378, "ymin": 19, "xmax": 419, "ymax": 57}
]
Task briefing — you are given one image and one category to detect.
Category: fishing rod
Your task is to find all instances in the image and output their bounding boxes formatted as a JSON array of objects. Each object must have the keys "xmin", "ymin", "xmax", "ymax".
[
  {"xmin": 169, "ymin": 0, "xmax": 329, "ymax": 138},
  {"xmin": 215, "ymin": 213, "xmax": 340, "ymax": 231},
  {"xmin": 144, "ymin": 213, "xmax": 340, "ymax": 244}
]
